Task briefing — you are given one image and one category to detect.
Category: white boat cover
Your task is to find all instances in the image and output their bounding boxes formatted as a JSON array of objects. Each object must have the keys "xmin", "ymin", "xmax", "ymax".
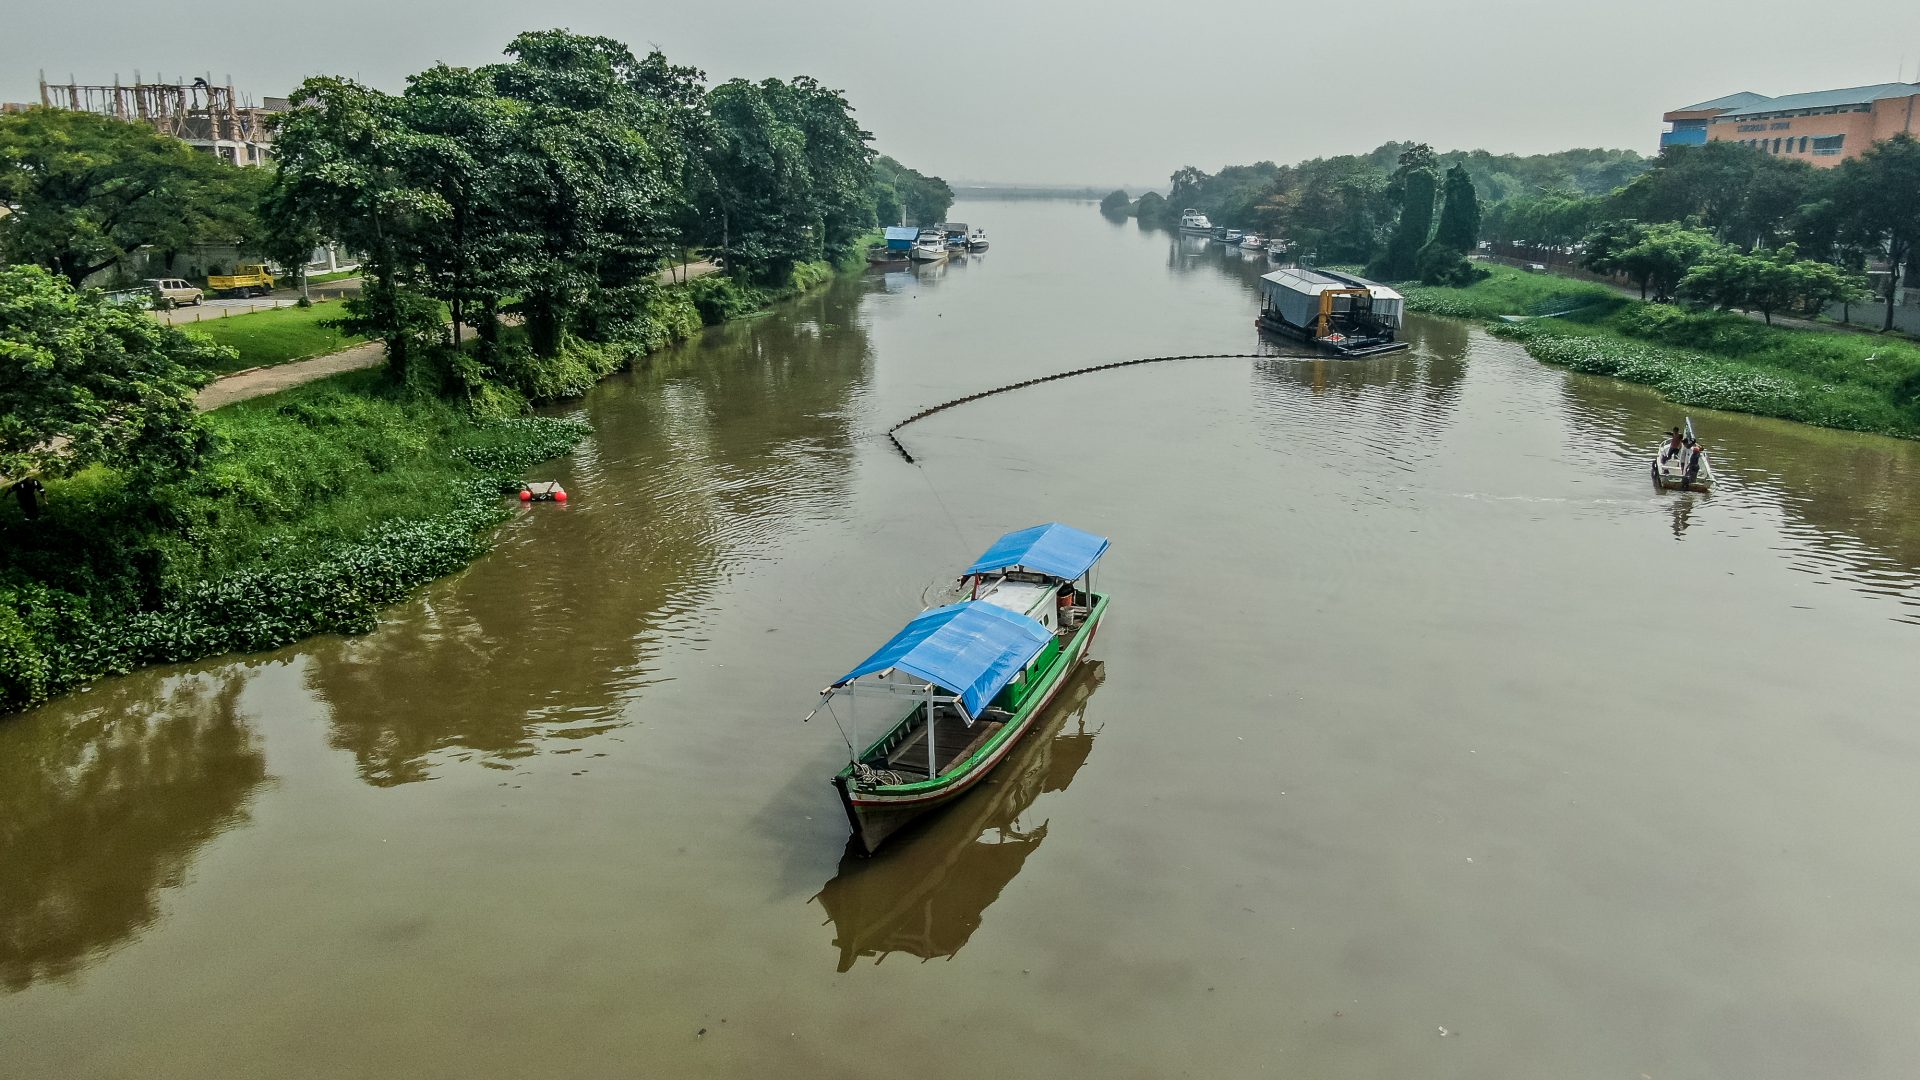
[{"xmin": 1260, "ymin": 268, "xmax": 1405, "ymax": 330}]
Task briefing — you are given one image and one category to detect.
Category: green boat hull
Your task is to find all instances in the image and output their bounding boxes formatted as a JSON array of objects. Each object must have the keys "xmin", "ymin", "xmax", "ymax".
[{"xmin": 833, "ymin": 592, "xmax": 1109, "ymax": 854}]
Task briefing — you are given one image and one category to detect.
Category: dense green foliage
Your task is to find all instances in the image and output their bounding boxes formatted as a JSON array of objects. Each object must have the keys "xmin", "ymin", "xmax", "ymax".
[
  {"xmin": 1490, "ymin": 135, "xmax": 1920, "ymax": 330},
  {"xmin": 1371, "ymin": 146, "xmax": 1439, "ymax": 280},
  {"xmin": 1404, "ymin": 265, "xmax": 1920, "ymax": 437},
  {"xmin": 1123, "ymin": 142, "xmax": 1646, "ymax": 260},
  {"xmin": 1100, "ymin": 189, "xmax": 1132, "ymax": 218},
  {"xmin": 267, "ymin": 29, "xmax": 940, "ymax": 385},
  {"xmin": 1831, "ymin": 134, "xmax": 1920, "ymax": 330},
  {"xmin": 182, "ymin": 300, "xmax": 369, "ymax": 371},
  {"xmin": 0, "ymin": 368, "xmax": 590, "ymax": 712},
  {"xmin": 1677, "ymin": 244, "xmax": 1867, "ymax": 324},
  {"xmin": 871, "ymin": 156, "xmax": 953, "ymax": 228},
  {"xmin": 0, "ymin": 266, "xmax": 220, "ymax": 482},
  {"xmin": 0, "ymin": 108, "xmax": 267, "ymax": 286}
]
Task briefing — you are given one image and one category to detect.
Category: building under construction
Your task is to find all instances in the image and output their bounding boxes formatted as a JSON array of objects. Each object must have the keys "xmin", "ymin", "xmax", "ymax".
[{"xmin": 37, "ymin": 74, "xmax": 286, "ymax": 165}]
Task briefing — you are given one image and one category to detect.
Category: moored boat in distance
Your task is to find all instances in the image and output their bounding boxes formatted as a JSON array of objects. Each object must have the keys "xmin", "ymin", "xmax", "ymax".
[
  {"xmin": 1256, "ymin": 266, "xmax": 1409, "ymax": 357},
  {"xmin": 819, "ymin": 523, "xmax": 1112, "ymax": 855},
  {"xmin": 1221, "ymin": 228, "xmax": 1244, "ymax": 245},
  {"xmin": 1653, "ymin": 419, "xmax": 1715, "ymax": 491},
  {"xmin": 968, "ymin": 228, "xmax": 989, "ymax": 251},
  {"xmin": 910, "ymin": 229, "xmax": 948, "ymax": 262},
  {"xmin": 1179, "ymin": 208, "xmax": 1214, "ymax": 234},
  {"xmin": 1239, "ymin": 234, "xmax": 1265, "ymax": 250},
  {"xmin": 869, "ymin": 225, "xmax": 919, "ymax": 266}
]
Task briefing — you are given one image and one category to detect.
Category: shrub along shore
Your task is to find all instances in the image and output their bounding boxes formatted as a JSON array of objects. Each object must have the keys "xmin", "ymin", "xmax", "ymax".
[
  {"xmin": 0, "ymin": 257, "xmax": 858, "ymax": 714},
  {"xmin": 1398, "ymin": 265, "xmax": 1920, "ymax": 439}
]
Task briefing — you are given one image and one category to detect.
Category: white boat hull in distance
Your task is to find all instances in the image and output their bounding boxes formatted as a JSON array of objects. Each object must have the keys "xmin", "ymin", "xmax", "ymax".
[
  {"xmin": 910, "ymin": 243, "xmax": 947, "ymax": 263},
  {"xmin": 1178, "ymin": 208, "xmax": 1213, "ymax": 234},
  {"xmin": 1652, "ymin": 443, "xmax": 1714, "ymax": 491}
]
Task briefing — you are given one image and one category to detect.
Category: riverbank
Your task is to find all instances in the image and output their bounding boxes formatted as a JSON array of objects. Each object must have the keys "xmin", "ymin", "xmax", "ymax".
[
  {"xmin": 1399, "ymin": 265, "xmax": 1920, "ymax": 439},
  {"xmin": 0, "ymin": 255, "xmax": 866, "ymax": 714}
]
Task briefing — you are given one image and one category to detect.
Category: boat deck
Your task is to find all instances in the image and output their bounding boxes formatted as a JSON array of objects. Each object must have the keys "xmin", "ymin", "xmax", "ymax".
[{"xmin": 880, "ymin": 714, "xmax": 1006, "ymax": 780}]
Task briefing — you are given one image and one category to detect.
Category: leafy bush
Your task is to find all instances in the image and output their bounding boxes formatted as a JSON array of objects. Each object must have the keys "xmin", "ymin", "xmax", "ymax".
[{"xmin": 0, "ymin": 373, "xmax": 591, "ymax": 713}]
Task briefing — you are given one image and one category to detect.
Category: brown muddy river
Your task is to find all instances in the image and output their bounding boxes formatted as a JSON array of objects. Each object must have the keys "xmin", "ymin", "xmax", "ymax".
[{"xmin": 5, "ymin": 201, "xmax": 1920, "ymax": 1079}]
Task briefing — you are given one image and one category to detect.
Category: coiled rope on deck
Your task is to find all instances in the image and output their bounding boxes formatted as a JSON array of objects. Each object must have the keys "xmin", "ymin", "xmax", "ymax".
[{"xmin": 884, "ymin": 351, "xmax": 1319, "ymax": 462}]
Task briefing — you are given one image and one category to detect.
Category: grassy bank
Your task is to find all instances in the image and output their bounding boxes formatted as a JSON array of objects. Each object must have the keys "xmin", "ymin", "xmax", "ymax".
[
  {"xmin": 0, "ymin": 369, "xmax": 590, "ymax": 711},
  {"xmin": 1402, "ymin": 265, "xmax": 1920, "ymax": 438},
  {"xmin": 183, "ymin": 300, "xmax": 369, "ymax": 372},
  {"xmin": 1, "ymin": 256, "xmax": 860, "ymax": 714}
]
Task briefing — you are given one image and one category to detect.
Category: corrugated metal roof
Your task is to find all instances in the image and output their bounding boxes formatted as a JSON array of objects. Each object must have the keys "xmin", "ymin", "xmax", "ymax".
[
  {"xmin": 1675, "ymin": 91, "xmax": 1771, "ymax": 113},
  {"xmin": 1719, "ymin": 83, "xmax": 1920, "ymax": 118}
]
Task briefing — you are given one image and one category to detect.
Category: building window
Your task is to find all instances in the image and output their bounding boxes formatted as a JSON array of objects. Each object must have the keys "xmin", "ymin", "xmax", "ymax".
[
  {"xmin": 1772, "ymin": 138, "xmax": 1782, "ymax": 153},
  {"xmin": 1812, "ymin": 134, "xmax": 1845, "ymax": 156},
  {"xmin": 1798, "ymin": 136, "xmax": 1808, "ymax": 153}
]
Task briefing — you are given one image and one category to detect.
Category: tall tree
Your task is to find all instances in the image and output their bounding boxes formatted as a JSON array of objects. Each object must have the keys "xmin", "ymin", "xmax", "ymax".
[
  {"xmin": 1371, "ymin": 145, "xmax": 1438, "ymax": 279},
  {"xmin": 1430, "ymin": 164, "xmax": 1482, "ymax": 253},
  {"xmin": 0, "ymin": 108, "xmax": 234, "ymax": 286},
  {"xmin": 704, "ymin": 79, "xmax": 817, "ymax": 283},
  {"xmin": 1833, "ymin": 133, "xmax": 1920, "ymax": 332},
  {"xmin": 266, "ymin": 77, "xmax": 450, "ymax": 377}
]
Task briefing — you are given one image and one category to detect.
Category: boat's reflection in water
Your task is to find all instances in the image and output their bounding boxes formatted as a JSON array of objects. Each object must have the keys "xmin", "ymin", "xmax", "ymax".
[{"xmin": 811, "ymin": 662, "xmax": 1107, "ymax": 972}]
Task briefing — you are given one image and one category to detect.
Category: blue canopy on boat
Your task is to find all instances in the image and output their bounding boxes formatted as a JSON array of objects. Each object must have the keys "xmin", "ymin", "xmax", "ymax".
[
  {"xmin": 963, "ymin": 523, "xmax": 1110, "ymax": 582},
  {"xmin": 884, "ymin": 226, "xmax": 919, "ymax": 250},
  {"xmin": 831, "ymin": 602, "xmax": 1052, "ymax": 718}
]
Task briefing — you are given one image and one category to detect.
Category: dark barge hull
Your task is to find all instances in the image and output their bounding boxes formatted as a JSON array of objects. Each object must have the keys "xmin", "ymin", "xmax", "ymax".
[{"xmin": 1255, "ymin": 315, "xmax": 1410, "ymax": 357}]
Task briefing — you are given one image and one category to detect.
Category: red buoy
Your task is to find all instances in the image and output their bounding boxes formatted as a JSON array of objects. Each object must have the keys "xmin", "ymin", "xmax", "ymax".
[
  {"xmin": 554, "ymin": 490, "xmax": 568, "ymax": 503},
  {"xmin": 519, "ymin": 489, "xmax": 532, "ymax": 502}
]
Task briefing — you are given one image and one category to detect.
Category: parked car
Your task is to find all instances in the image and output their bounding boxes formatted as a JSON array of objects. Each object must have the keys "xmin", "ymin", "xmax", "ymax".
[{"xmin": 147, "ymin": 278, "xmax": 205, "ymax": 306}]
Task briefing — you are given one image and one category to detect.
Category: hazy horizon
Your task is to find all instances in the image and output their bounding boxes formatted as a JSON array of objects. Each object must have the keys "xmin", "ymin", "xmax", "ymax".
[{"xmin": 8, "ymin": 0, "xmax": 1919, "ymax": 188}]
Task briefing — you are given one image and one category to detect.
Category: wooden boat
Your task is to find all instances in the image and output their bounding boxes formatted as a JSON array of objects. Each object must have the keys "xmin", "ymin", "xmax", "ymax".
[
  {"xmin": 1255, "ymin": 266, "xmax": 1409, "ymax": 357},
  {"xmin": 813, "ymin": 660, "xmax": 1105, "ymax": 970},
  {"xmin": 1653, "ymin": 418, "xmax": 1715, "ymax": 491},
  {"xmin": 818, "ymin": 523, "xmax": 1111, "ymax": 855}
]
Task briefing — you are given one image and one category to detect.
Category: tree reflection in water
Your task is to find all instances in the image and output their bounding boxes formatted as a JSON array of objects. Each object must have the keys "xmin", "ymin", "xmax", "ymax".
[
  {"xmin": 307, "ymin": 275, "xmax": 875, "ymax": 786},
  {"xmin": 0, "ymin": 673, "xmax": 266, "ymax": 992},
  {"xmin": 812, "ymin": 662, "xmax": 1105, "ymax": 972}
]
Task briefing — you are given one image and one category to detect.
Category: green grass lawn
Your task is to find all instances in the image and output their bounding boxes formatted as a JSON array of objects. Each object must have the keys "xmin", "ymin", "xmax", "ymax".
[
  {"xmin": 1400, "ymin": 264, "xmax": 1920, "ymax": 438},
  {"xmin": 1398, "ymin": 263, "xmax": 1626, "ymax": 320},
  {"xmin": 183, "ymin": 301, "xmax": 368, "ymax": 372}
]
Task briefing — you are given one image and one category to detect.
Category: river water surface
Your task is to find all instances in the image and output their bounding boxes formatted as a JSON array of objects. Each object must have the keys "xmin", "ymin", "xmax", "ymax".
[{"xmin": 6, "ymin": 201, "xmax": 1920, "ymax": 1079}]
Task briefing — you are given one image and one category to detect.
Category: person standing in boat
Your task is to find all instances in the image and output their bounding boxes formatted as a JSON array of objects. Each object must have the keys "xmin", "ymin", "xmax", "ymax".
[
  {"xmin": 1662, "ymin": 428, "xmax": 1685, "ymax": 462},
  {"xmin": 1683, "ymin": 440, "xmax": 1707, "ymax": 489}
]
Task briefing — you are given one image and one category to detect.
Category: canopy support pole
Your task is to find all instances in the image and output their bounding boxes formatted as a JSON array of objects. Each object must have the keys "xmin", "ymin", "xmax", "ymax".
[{"xmin": 926, "ymin": 684, "xmax": 937, "ymax": 779}]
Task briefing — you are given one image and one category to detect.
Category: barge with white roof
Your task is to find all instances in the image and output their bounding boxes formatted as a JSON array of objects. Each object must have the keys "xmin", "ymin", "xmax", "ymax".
[{"xmin": 1256, "ymin": 266, "xmax": 1409, "ymax": 356}]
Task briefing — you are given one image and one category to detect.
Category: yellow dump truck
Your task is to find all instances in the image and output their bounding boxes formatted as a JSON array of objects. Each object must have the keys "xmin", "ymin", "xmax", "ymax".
[{"xmin": 207, "ymin": 264, "xmax": 276, "ymax": 297}]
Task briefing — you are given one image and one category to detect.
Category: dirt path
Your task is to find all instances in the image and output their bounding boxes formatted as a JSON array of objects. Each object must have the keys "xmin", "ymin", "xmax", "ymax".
[
  {"xmin": 658, "ymin": 260, "xmax": 718, "ymax": 283},
  {"xmin": 196, "ymin": 341, "xmax": 386, "ymax": 410},
  {"xmin": 195, "ymin": 265, "xmax": 715, "ymax": 411}
]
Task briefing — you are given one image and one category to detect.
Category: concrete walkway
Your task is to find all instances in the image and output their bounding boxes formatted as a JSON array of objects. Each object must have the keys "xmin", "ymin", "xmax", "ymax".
[{"xmin": 196, "ymin": 341, "xmax": 386, "ymax": 410}]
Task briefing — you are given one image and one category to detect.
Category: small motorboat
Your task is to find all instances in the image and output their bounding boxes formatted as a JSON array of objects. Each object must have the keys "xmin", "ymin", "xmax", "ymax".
[
  {"xmin": 1221, "ymin": 228, "xmax": 1244, "ymax": 244},
  {"xmin": 967, "ymin": 228, "xmax": 989, "ymax": 251},
  {"xmin": 1652, "ymin": 420, "xmax": 1715, "ymax": 492},
  {"xmin": 1240, "ymin": 234, "xmax": 1265, "ymax": 250},
  {"xmin": 1179, "ymin": 209, "xmax": 1214, "ymax": 234}
]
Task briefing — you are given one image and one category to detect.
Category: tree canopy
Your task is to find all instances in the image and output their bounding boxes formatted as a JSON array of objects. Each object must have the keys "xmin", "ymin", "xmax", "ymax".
[
  {"xmin": 0, "ymin": 108, "xmax": 255, "ymax": 286},
  {"xmin": 0, "ymin": 265, "xmax": 218, "ymax": 483}
]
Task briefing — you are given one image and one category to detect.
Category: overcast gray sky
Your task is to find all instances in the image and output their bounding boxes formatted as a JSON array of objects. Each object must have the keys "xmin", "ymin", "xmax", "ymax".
[{"xmin": 8, "ymin": 0, "xmax": 1920, "ymax": 188}]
